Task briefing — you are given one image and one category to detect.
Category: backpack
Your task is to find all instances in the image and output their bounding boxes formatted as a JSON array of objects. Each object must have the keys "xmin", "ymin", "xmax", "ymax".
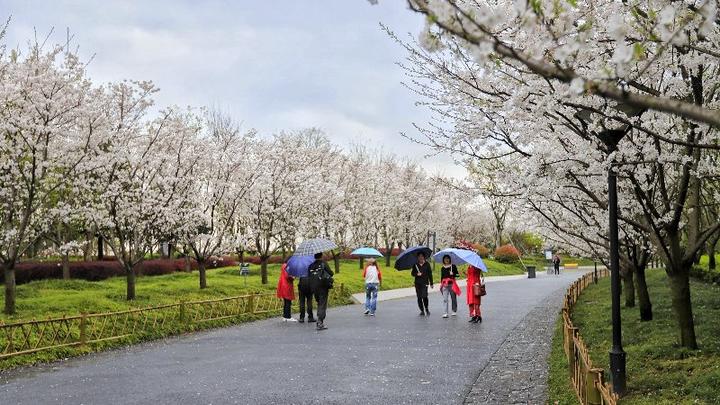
[{"xmin": 309, "ymin": 261, "xmax": 334, "ymax": 289}]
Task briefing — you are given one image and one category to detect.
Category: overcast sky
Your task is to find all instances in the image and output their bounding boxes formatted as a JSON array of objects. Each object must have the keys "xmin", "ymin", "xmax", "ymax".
[{"xmin": 1, "ymin": 0, "xmax": 464, "ymax": 177}]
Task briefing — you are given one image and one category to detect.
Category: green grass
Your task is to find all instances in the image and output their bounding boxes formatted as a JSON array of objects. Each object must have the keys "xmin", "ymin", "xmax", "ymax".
[
  {"xmin": 1, "ymin": 257, "xmax": 525, "ymax": 323},
  {"xmin": 547, "ymin": 316, "xmax": 581, "ymax": 405},
  {"xmin": 548, "ymin": 269, "xmax": 720, "ymax": 404}
]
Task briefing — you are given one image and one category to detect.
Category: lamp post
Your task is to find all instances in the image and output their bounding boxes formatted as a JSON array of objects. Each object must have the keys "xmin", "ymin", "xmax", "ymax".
[
  {"xmin": 607, "ymin": 162, "xmax": 626, "ymax": 395},
  {"xmin": 574, "ymin": 100, "xmax": 642, "ymax": 396}
]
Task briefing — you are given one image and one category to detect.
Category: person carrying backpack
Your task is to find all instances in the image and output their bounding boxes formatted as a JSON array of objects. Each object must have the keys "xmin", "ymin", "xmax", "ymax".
[{"xmin": 308, "ymin": 252, "xmax": 334, "ymax": 331}]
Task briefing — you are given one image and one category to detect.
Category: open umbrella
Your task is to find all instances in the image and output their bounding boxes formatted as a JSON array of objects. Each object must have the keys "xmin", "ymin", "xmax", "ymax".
[
  {"xmin": 286, "ymin": 254, "xmax": 314, "ymax": 277},
  {"xmin": 394, "ymin": 246, "xmax": 433, "ymax": 270},
  {"xmin": 294, "ymin": 238, "xmax": 338, "ymax": 256},
  {"xmin": 350, "ymin": 247, "xmax": 384, "ymax": 258},
  {"xmin": 433, "ymin": 248, "xmax": 488, "ymax": 272}
]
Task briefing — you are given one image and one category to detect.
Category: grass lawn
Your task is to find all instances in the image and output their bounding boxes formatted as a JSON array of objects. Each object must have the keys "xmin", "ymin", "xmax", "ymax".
[
  {"xmin": 547, "ymin": 269, "xmax": 720, "ymax": 404},
  {"xmin": 547, "ymin": 317, "xmax": 580, "ymax": 405},
  {"xmin": 1, "ymin": 257, "xmax": 525, "ymax": 323}
]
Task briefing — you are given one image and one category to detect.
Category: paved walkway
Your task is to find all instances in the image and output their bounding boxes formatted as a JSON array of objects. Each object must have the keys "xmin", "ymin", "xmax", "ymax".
[{"xmin": 1, "ymin": 270, "xmax": 588, "ymax": 405}]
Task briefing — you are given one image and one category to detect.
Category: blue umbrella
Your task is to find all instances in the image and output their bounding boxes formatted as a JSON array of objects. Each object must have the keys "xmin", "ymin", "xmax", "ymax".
[
  {"xmin": 433, "ymin": 248, "xmax": 488, "ymax": 272},
  {"xmin": 286, "ymin": 254, "xmax": 314, "ymax": 277},
  {"xmin": 350, "ymin": 247, "xmax": 384, "ymax": 258},
  {"xmin": 394, "ymin": 246, "xmax": 433, "ymax": 270}
]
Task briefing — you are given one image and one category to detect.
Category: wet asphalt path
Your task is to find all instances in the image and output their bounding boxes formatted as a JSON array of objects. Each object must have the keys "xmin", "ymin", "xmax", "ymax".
[{"xmin": 0, "ymin": 271, "xmax": 584, "ymax": 405}]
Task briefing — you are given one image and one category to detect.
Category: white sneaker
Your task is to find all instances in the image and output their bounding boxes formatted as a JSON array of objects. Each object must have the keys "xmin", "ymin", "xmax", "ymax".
[
  {"xmin": 451, "ymin": 312, "xmax": 457, "ymax": 316},
  {"xmin": 363, "ymin": 309, "xmax": 370, "ymax": 315},
  {"xmin": 442, "ymin": 313, "xmax": 449, "ymax": 318},
  {"xmin": 283, "ymin": 317, "xmax": 298, "ymax": 322}
]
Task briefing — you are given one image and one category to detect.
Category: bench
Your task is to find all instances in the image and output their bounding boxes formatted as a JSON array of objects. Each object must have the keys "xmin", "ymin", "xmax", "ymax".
[{"xmin": 564, "ymin": 263, "xmax": 579, "ymax": 269}]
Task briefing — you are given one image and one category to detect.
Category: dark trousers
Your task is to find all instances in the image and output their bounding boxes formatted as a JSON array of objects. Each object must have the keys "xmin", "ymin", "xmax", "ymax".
[
  {"xmin": 554, "ymin": 265, "xmax": 560, "ymax": 275},
  {"xmin": 315, "ymin": 289, "xmax": 328, "ymax": 322},
  {"xmin": 298, "ymin": 284, "xmax": 314, "ymax": 320},
  {"xmin": 415, "ymin": 284, "xmax": 429, "ymax": 312},
  {"xmin": 282, "ymin": 298, "xmax": 292, "ymax": 319}
]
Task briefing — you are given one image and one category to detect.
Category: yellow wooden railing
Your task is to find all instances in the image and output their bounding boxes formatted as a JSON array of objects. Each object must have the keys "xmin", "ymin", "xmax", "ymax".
[
  {"xmin": 562, "ymin": 270, "xmax": 619, "ymax": 405},
  {"xmin": 1, "ymin": 284, "xmax": 345, "ymax": 360}
]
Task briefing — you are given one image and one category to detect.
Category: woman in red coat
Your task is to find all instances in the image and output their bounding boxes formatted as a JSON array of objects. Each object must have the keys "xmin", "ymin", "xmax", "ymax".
[
  {"xmin": 276, "ymin": 262, "xmax": 297, "ymax": 322},
  {"xmin": 466, "ymin": 265, "xmax": 484, "ymax": 323}
]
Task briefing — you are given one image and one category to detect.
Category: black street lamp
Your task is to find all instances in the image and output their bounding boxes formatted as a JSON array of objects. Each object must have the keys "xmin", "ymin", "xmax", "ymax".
[
  {"xmin": 607, "ymin": 161, "xmax": 626, "ymax": 395},
  {"xmin": 575, "ymin": 101, "xmax": 643, "ymax": 396}
]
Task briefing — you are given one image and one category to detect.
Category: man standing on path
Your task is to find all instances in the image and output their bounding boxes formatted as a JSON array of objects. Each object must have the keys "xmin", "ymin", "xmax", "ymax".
[
  {"xmin": 308, "ymin": 252, "xmax": 333, "ymax": 330},
  {"xmin": 411, "ymin": 252, "xmax": 434, "ymax": 316},
  {"xmin": 553, "ymin": 255, "xmax": 561, "ymax": 275}
]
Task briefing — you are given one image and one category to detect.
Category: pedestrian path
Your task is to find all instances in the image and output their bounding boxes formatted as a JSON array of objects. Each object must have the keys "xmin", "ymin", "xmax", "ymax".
[{"xmin": 1, "ymin": 270, "xmax": 589, "ymax": 404}]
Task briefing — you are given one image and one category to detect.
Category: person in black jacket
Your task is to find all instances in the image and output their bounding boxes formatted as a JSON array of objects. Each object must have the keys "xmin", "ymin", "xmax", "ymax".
[
  {"xmin": 308, "ymin": 252, "xmax": 333, "ymax": 330},
  {"xmin": 411, "ymin": 252, "xmax": 434, "ymax": 316},
  {"xmin": 297, "ymin": 275, "xmax": 315, "ymax": 324}
]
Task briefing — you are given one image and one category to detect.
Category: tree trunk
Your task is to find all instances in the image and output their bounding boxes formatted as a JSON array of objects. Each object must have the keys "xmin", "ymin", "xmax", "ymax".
[
  {"xmin": 333, "ymin": 254, "xmax": 341, "ymax": 274},
  {"xmin": 184, "ymin": 254, "xmax": 192, "ymax": 272},
  {"xmin": 359, "ymin": 257, "xmax": 364, "ymax": 269},
  {"xmin": 62, "ymin": 253, "xmax": 71, "ymax": 280},
  {"xmin": 3, "ymin": 263, "xmax": 16, "ymax": 315},
  {"xmin": 710, "ymin": 252, "xmax": 716, "ymax": 271},
  {"xmin": 260, "ymin": 256, "xmax": 269, "ymax": 284},
  {"xmin": 668, "ymin": 271, "xmax": 698, "ymax": 349},
  {"xmin": 126, "ymin": 265, "xmax": 136, "ymax": 300},
  {"xmin": 97, "ymin": 235, "xmax": 104, "ymax": 260},
  {"xmin": 198, "ymin": 260, "xmax": 207, "ymax": 289},
  {"xmin": 384, "ymin": 242, "xmax": 394, "ymax": 267},
  {"xmin": 622, "ymin": 267, "xmax": 636, "ymax": 308},
  {"xmin": 635, "ymin": 265, "xmax": 653, "ymax": 321}
]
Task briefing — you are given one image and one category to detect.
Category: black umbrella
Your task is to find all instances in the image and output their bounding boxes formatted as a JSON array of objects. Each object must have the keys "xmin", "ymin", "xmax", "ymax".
[{"xmin": 394, "ymin": 246, "xmax": 433, "ymax": 270}]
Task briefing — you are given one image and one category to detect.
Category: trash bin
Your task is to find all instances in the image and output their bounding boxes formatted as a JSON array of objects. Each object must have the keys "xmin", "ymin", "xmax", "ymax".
[{"xmin": 527, "ymin": 266, "xmax": 536, "ymax": 279}]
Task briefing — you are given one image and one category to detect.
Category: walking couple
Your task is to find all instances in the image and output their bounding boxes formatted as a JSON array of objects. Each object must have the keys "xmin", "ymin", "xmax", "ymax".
[{"xmin": 411, "ymin": 251, "xmax": 485, "ymax": 322}]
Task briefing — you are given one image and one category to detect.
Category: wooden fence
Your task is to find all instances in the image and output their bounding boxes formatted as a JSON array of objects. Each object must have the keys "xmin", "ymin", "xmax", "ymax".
[
  {"xmin": 1, "ymin": 285, "xmax": 345, "ymax": 361},
  {"xmin": 562, "ymin": 270, "xmax": 620, "ymax": 405}
]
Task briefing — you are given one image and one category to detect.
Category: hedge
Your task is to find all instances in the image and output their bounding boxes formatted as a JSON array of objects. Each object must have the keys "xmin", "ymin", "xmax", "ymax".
[{"xmin": 1, "ymin": 257, "xmax": 238, "ymax": 285}]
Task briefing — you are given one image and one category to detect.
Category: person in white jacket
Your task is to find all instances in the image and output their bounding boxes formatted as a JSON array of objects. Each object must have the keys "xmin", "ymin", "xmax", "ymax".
[{"xmin": 362, "ymin": 258, "xmax": 382, "ymax": 316}]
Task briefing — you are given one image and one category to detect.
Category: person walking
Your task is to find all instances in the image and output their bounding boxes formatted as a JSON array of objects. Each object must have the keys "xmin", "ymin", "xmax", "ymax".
[
  {"xmin": 553, "ymin": 254, "xmax": 561, "ymax": 275},
  {"xmin": 466, "ymin": 265, "xmax": 484, "ymax": 323},
  {"xmin": 297, "ymin": 269, "xmax": 316, "ymax": 324},
  {"xmin": 439, "ymin": 255, "xmax": 460, "ymax": 318},
  {"xmin": 308, "ymin": 252, "xmax": 334, "ymax": 330},
  {"xmin": 276, "ymin": 261, "xmax": 297, "ymax": 322},
  {"xmin": 362, "ymin": 258, "xmax": 382, "ymax": 316},
  {"xmin": 411, "ymin": 252, "xmax": 434, "ymax": 316}
]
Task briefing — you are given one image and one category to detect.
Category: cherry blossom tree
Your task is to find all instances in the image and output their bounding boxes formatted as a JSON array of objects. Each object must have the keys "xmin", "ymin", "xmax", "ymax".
[
  {"xmin": 0, "ymin": 41, "xmax": 100, "ymax": 314},
  {"xmin": 180, "ymin": 110, "xmax": 260, "ymax": 289}
]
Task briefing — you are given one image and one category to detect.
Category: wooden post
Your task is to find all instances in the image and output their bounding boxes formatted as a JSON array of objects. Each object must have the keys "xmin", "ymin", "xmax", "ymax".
[
  {"xmin": 586, "ymin": 369, "xmax": 603, "ymax": 405},
  {"xmin": 79, "ymin": 314, "xmax": 87, "ymax": 346},
  {"xmin": 248, "ymin": 294, "xmax": 256, "ymax": 314},
  {"xmin": 179, "ymin": 302, "xmax": 187, "ymax": 324},
  {"xmin": 568, "ymin": 327, "xmax": 578, "ymax": 380}
]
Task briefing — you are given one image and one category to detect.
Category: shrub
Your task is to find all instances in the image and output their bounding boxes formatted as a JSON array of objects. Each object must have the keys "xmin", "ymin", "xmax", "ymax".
[
  {"xmin": 1, "ymin": 257, "xmax": 238, "ymax": 285},
  {"xmin": 476, "ymin": 245, "xmax": 491, "ymax": 258},
  {"xmin": 494, "ymin": 244, "xmax": 521, "ymax": 263}
]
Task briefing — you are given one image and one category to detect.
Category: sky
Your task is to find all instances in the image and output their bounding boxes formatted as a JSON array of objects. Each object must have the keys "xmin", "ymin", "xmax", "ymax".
[{"xmin": 1, "ymin": 0, "xmax": 465, "ymax": 178}]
